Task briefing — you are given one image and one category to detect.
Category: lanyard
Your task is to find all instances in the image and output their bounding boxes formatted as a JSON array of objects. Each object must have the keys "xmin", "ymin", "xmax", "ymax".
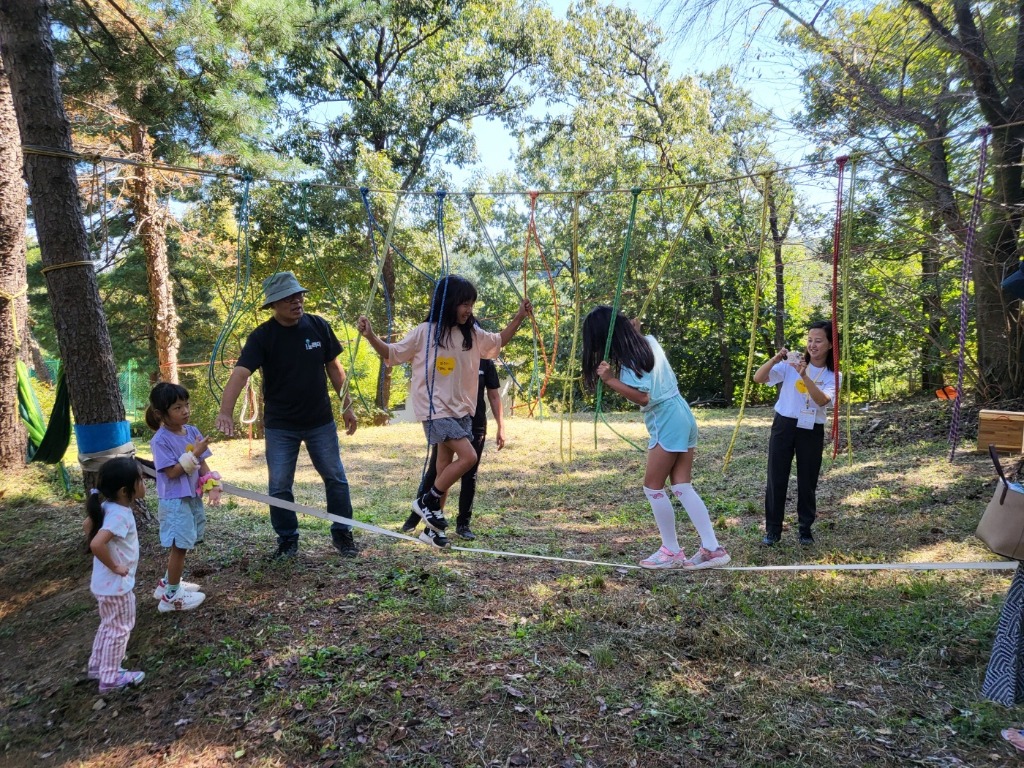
[{"xmin": 801, "ymin": 365, "xmax": 827, "ymax": 409}]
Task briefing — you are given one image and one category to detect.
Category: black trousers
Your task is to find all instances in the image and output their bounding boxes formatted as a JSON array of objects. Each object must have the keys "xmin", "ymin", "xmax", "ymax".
[
  {"xmin": 765, "ymin": 414, "xmax": 824, "ymax": 535},
  {"xmin": 406, "ymin": 429, "xmax": 487, "ymax": 528}
]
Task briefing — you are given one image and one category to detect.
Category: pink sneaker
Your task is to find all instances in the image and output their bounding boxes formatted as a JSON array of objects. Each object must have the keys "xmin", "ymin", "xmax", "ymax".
[
  {"xmin": 683, "ymin": 546, "xmax": 731, "ymax": 570},
  {"xmin": 1002, "ymin": 728, "xmax": 1024, "ymax": 754},
  {"xmin": 639, "ymin": 546, "xmax": 687, "ymax": 570},
  {"xmin": 98, "ymin": 670, "xmax": 145, "ymax": 693}
]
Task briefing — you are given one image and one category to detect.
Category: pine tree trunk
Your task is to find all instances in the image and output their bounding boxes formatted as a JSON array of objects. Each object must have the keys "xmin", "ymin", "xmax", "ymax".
[
  {"xmin": 0, "ymin": 60, "xmax": 27, "ymax": 472},
  {"xmin": 768, "ymin": 192, "xmax": 789, "ymax": 351},
  {"xmin": 373, "ymin": 250, "xmax": 395, "ymax": 423},
  {"xmin": 0, "ymin": 0, "xmax": 126, "ymax": 490},
  {"xmin": 130, "ymin": 122, "xmax": 179, "ymax": 384}
]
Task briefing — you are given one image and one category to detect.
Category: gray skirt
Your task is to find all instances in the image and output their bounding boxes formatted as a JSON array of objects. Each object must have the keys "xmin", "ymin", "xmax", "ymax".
[{"xmin": 422, "ymin": 416, "xmax": 473, "ymax": 446}]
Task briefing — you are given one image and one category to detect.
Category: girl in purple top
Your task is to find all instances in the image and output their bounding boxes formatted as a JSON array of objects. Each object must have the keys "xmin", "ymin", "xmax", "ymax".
[{"xmin": 147, "ymin": 383, "xmax": 221, "ymax": 613}]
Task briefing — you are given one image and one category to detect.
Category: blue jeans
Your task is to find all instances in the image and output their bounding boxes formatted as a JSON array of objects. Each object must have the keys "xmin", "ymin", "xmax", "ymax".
[{"xmin": 265, "ymin": 421, "xmax": 353, "ymax": 543}]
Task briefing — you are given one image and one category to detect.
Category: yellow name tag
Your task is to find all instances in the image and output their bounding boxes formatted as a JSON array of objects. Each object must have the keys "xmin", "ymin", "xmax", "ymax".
[{"xmin": 436, "ymin": 357, "xmax": 455, "ymax": 376}]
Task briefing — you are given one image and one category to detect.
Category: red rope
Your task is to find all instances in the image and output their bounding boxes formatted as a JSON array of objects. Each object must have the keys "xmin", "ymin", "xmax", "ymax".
[{"xmin": 830, "ymin": 157, "xmax": 848, "ymax": 459}]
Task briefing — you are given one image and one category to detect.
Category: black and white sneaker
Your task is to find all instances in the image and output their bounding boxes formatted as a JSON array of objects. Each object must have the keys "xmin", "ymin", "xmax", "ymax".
[
  {"xmin": 419, "ymin": 528, "xmax": 449, "ymax": 548},
  {"xmin": 412, "ymin": 495, "xmax": 448, "ymax": 532}
]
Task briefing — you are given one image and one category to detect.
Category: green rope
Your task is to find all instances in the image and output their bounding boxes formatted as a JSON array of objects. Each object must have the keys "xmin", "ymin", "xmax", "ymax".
[
  {"xmin": 722, "ymin": 173, "xmax": 772, "ymax": 473},
  {"xmin": 594, "ymin": 188, "xmax": 645, "ymax": 452}
]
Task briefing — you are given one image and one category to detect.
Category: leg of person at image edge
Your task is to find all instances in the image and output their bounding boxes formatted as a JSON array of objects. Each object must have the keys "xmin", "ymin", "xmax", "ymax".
[{"xmin": 983, "ymin": 565, "xmax": 1024, "ymax": 753}]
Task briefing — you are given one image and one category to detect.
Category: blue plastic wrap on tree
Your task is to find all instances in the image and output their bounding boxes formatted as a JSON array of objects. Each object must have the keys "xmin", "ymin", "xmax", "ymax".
[{"xmin": 74, "ymin": 420, "xmax": 131, "ymax": 454}]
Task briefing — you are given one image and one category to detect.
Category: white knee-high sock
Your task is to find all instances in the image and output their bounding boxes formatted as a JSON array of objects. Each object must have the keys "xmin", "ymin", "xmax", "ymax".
[
  {"xmin": 671, "ymin": 482, "xmax": 720, "ymax": 550},
  {"xmin": 643, "ymin": 486, "xmax": 680, "ymax": 552}
]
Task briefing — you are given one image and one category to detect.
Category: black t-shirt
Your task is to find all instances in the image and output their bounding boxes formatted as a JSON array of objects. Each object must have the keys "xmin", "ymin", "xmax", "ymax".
[
  {"xmin": 236, "ymin": 313, "xmax": 343, "ymax": 430},
  {"xmin": 473, "ymin": 358, "xmax": 501, "ymax": 432}
]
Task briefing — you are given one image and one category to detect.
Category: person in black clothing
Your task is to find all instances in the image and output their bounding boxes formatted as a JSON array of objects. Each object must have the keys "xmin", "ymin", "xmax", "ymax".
[
  {"xmin": 401, "ymin": 357, "xmax": 505, "ymax": 540},
  {"xmin": 215, "ymin": 271, "xmax": 359, "ymax": 559}
]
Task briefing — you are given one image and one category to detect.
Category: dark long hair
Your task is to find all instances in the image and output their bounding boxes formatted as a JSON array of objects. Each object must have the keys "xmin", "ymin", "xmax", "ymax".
[
  {"xmin": 426, "ymin": 275, "xmax": 477, "ymax": 350},
  {"xmin": 581, "ymin": 306, "xmax": 654, "ymax": 390},
  {"xmin": 145, "ymin": 381, "xmax": 190, "ymax": 431},
  {"xmin": 806, "ymin": 320, "xmax": 836, "ymax": 372},
  {"xmin": 85, "ymin": 457, "xmax": 143, "ymax": 547}
]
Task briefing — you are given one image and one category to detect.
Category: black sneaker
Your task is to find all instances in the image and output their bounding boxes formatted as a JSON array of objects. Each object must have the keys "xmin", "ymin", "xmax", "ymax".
[
  {"xmin": 400, "ymin": 513, "xmax": 419, "ymax": 534},
  {"xmin": 761, "ymin": 532, "xmax": 781, "ymax": 546},
  {"xmin": 419, "ymin": 528, "xmax": 449, "ymax": 548},
  {"xmin": 456, "ymin": 525, "xmax": 476, "ymax": 541},
  {"xmin": 412, "ymin": 495, "xmax": 448, "ymax": 532},
  {"xmin": 272, "ymin": 539, "xmax": 299, "ymax": 559},
  {"xmin": 331, "ymin": 529, "xmax": 359, "ymax": 558},
  {"xmin": 799, "ymin": 531, "xmax": 815, "ymax": 546}
]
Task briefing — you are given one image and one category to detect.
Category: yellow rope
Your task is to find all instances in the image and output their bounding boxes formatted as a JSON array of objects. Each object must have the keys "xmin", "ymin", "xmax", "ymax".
[
  {"xmin": 40, "ymin": 260, "xmax": 95, "ymax": 274},
  {"xmin": 722, "ymin": 173, "xmax": 772, "ymax": 473},
  {"xmin": 636, "ymin": 186, "xmax": 706, "ymax": 321},
  {"xmin": 0, "ymin": 284, "xmax": 27, "ymax": 347}
]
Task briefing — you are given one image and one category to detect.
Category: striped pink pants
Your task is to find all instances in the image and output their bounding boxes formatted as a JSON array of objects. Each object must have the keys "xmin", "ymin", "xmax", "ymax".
[{"xmin": 88, "ymin": 592, "xmax": 136, "ymax": 684}]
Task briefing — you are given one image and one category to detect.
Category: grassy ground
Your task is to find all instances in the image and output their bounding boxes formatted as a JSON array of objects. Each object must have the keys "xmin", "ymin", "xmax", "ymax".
[{"xmin": 0, "ymin": 400, "xmax": 1021, "ymax": 767}]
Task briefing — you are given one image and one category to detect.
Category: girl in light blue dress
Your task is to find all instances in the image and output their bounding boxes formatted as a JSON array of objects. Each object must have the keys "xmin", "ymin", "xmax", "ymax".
[{"xmin": 582, "ymin": 306, "xmax": 730, "ymax": 570}]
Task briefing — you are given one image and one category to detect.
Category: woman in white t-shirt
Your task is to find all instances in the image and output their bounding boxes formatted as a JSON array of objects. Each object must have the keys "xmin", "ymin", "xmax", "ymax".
[{"xmin": 753, "ymin": 320, "xmax": 840, "ymax": 546}]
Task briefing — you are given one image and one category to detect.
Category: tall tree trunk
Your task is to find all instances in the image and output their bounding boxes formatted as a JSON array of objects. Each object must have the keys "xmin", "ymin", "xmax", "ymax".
[
  {"xmin": 373, "ymin": 250, "xmax": 395, "ymax": 423},
  {"xmin": 704, "ymin": 227, "xmax": 732, "ymax": 404},
  {"xmin": 0, "ymin": 0, "xmax": 126, "ymax": 489},
  {"xmin": 0, "ymin": 60, "xmax": 27, "ymax": 471},
  {"xmin": 130, "ymin": 121, "xmax": 179, "ymax": 384},
  {"xmin": 767, "ymin": 191, "xmax": 790, "ymax": 350},
  {"xmin": 976, "ymin": 124, "xmax": 1024, "ymax": 400},
  {"xmin": 920, "ymin": 214, "xmax": 945, "ymax": 392}
]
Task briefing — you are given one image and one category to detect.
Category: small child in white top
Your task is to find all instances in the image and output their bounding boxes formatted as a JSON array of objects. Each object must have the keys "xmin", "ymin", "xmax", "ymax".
[{"xmin": 84, "ymin": 456, "xmax": 146, "ymax": 693}]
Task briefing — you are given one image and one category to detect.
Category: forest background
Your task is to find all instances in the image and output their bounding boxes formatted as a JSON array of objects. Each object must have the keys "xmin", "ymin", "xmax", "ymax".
[{"xmin": 3, "ymin": 0, "xmax": 1024, "ymax": 449}]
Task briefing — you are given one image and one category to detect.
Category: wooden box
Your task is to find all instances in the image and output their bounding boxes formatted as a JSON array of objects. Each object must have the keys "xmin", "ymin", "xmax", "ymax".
[{"xmin": 978, "ymin": 410, "xmax": 1024, "ymax": 453}]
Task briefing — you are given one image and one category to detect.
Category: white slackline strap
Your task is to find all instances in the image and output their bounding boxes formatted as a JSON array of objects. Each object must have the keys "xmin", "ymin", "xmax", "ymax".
[{"xmin": 144, "ymin": 468, "xmax": 1018, "ymax": 574}]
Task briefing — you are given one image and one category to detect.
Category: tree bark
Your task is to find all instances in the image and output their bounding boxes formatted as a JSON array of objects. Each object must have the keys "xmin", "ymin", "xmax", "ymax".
[
  {"xmin": 0, "ymin": 60, "xmax": 27, "ymax": 472},
  {"xmin": 0, "ymin": 0, "xmax": 126, "ymax": 489},
  {"xmin": 374, "ymin": 248, "xmax": 396, "ymax": 422},
  {"xmin": 130, "ymin": 122, "xmax": 180, "ymax": 384},
  {"xmin": 767, "ymin": 190, "xmax": 790, "ymax": 350}
]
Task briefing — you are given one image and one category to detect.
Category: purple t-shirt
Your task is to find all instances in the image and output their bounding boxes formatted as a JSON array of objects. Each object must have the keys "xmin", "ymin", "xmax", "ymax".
[{"xmin": 151, "ymin": 424, "xmax": 212, "ymax": 499}]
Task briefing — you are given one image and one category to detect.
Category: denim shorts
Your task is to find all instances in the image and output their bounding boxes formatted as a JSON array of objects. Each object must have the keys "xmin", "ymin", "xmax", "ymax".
[
  {"xmin": 422, "ymin": 416, "xmax": 473, "ymax": 445},
  {"xmin": 158, "ymin": 496, "xmax": 206, "ymax": 549}
]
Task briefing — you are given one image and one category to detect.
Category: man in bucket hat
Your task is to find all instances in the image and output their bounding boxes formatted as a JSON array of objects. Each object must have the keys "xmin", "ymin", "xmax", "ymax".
[{"xmin": 216, "ymin": 271, "xmax": 360, "ymax": 559}]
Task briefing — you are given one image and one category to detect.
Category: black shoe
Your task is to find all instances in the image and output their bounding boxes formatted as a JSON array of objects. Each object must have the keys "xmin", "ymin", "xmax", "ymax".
[
  {"xmin": 419, "ymin": 528, "xmax": 449, "ymax": 548},
  {"xmin": 401, "ymin": 521, "xmax": 418, "ymax": 534},
  {"xmin": 761, "ymin": 533, "xmax": 781, "ymax": 546},
  {"xmin": 456, "ymin": 525, "xmax": 476, "ymax": 541},
  {"xmin": 799, "ymin": 531, "xmax": 814, "ymax": 546},
  {"xmin": 272, "ymin": 539, "xmax": 299, "ymax": 559},
  {"xmin": 331, "ymin": 529, "xmax": 359, "ymax": 558},
  {"xmin": 413, "ymin": 495, "xmax": 448, "ymax": 532}
]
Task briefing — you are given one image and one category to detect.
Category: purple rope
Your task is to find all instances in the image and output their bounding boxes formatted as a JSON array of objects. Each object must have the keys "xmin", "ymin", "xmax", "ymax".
[{"xmin": 949, "ymin": 125, "xmax": 991, "ymax": 460}]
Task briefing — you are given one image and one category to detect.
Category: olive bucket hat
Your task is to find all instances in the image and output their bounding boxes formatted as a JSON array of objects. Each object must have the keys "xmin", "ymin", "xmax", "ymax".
[{"xmin": 261, "ymin": 271, "xmax": 309, "ymax": 308}]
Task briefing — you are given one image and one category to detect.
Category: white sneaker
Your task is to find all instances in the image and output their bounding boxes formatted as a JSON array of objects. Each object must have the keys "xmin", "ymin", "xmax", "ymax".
[
  {"xmin": 638, "ymin": 546, "xmax": 687, "ymax": 569},
  {"xmin": 157, "ymin": 590, "xmax": 206, "ymax": 613},
  {"xmin": 153, "ymin": 578, "xmax": 201, "ymax": 599}
]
